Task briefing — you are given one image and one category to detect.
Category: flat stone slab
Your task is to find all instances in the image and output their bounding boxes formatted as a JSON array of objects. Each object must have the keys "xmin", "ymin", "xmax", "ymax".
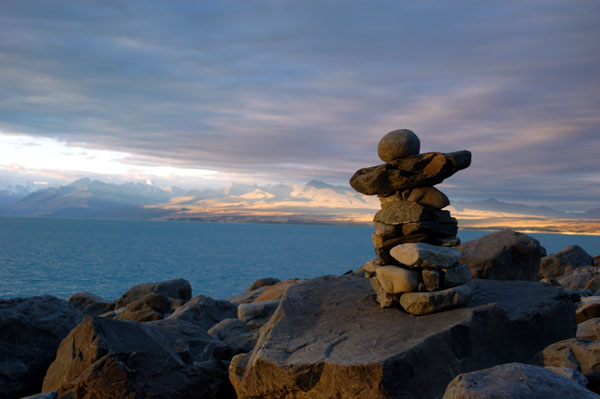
[{"xmin": 230, "ymin": 275, "xmax": 575, "ymax": 399}]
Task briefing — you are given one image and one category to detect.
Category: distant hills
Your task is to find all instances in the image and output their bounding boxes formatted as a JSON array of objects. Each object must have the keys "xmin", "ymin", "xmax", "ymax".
[{"xmin": 0, "ymin": 178, "xmax": 598, "ymax": 232}]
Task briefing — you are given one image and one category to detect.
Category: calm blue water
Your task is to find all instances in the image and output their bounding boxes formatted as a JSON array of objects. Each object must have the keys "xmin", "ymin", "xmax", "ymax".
[{"xmin": 0, "ymin": 217, "xmax": 598, "ymax": 300}]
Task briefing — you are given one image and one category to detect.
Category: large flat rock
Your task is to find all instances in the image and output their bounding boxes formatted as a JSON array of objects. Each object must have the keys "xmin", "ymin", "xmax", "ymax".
[{"xmin": 230, "ymin": 275, "xmax": 575, "ymax": 399}]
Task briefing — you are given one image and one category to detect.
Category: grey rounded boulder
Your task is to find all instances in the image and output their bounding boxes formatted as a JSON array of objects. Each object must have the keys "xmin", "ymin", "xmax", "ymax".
[
  {"xmin": 377, "ymin": 129, "xmax": 420, "ymax": 162},
  {"xmin": 443, "ymin": 363, "xmax": 597, "ymax": 398}
]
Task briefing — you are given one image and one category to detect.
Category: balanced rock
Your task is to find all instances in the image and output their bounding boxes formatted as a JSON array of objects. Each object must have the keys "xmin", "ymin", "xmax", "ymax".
[
  {"xmin": 0, "ymin": 296, "xmax": 83, "ymax": 398},
  {"xmin": 539, "ymin": 245, "xmax": 595, "ymax": 279},
  {"xmin": 458, "ymin": 229, "xmax": 546, "ymax": 280},
  {"xmin": 442, "ymin": 263, "xmax": 472, "ymax": 288},
  {"xmin": 443, "ymin": 363, "xmax": 597, "ymax": 399},
  {"xmin": 375, "ymin": 265, "xmax": 422, "ymax": 294},
  {"xmin": 350, "ymin": 150, "xmax": 472, "ymax": 196},
  {"xmin": 115, "ymin": 278, "xmax": 192, "ymax": 308},
  {"xmin": 377, "ymin": 129, "xmax": 420, "ymax": 162},
  {"xmin": 399, "ymin": 284, "xmax": 472, "ymax": 315},
  {"xmin": 390, "ymin": 242, "xmax": 462, "ymax": 268},
  {"xmin": 230, "ymin": 275, "xmax": 575, "ymax": 399},
  {"xmin": 373, "ymin": 198, "xmax": 430, "ymax": 225},
  {"xmin": 400, "ymin": 186, "xmax": 450, "ymax": 209}
]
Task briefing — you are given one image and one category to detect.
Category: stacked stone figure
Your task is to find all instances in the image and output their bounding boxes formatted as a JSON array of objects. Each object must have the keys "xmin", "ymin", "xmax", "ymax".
[{"xmin": 350, "ymin": 129, "xmax": 473, "ymax": 315}]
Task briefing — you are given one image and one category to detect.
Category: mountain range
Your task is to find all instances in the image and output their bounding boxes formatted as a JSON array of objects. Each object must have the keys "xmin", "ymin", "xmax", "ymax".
[{"xmin": 0, "ymin": 178, "xmax": 598, "ymax": 232}]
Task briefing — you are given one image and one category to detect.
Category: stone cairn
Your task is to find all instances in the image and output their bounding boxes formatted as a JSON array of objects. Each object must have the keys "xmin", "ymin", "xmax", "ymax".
[{"xmin": 350, "ymin": 129, "xmax": 473, "ymax": 315}]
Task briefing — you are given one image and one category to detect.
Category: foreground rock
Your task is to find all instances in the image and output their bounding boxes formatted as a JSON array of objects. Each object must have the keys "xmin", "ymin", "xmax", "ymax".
[
  {"xmin": 0, "ymin": 295, "xmax": 83, "ymax": 398},
  {"xmin": 443, "ymin": 363, "xmax": 597, "ymax": 398},
  {"xmin": 230, "ymin": 275, "xmax": 575, "ymax": 399},
  {"xmin": 42, "ymin": 316, "xmax": 234, "ymax": 398},
  {"xmin": 458, "ymin": 229, "xmax": 546, "ymax": 280},
  {"xmin": 539, "ymin": 245, "xmax": 594, "ymax": 279}
]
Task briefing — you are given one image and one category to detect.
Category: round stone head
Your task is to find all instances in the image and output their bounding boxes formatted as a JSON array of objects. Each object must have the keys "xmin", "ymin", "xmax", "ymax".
[{"xmin": 377, "ymin": 129, "xmax": 420, "ymax": 162}]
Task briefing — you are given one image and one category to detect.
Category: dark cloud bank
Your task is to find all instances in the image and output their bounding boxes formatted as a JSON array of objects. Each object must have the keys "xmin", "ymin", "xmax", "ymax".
[{"xmin": 1, "ymin": 0, "xmax": 599, "ymax": 211}]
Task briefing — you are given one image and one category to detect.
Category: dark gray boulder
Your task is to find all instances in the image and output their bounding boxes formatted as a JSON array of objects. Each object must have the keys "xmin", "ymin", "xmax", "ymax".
[
  {"xmin": 230, "ymin": 275, "xmax": 575, "ymax": 399},
  {"xmin": 167, "ymin": 295, "xmax": 237, "ymax": 331},
  {"xmin": 0, "ymin": 295, "xmax": 83, "ymax": 398},
  {"xmin": 114, "ymin": 278, "xmax": 192, "ymax": 308},
  {"xmin": 67, "ymin": 292, "xmax": 113, "ymax": 316},
  {"xmin": 539, "ymin": 245, "xmax": 594, "ymax": 279},
  {"xmin": 442, "ymin": 363, "xmax": 597, "ymax": 398},
  {"xmin": 457, "ymin": 229, "xmax": 546, "ymax": 280}
]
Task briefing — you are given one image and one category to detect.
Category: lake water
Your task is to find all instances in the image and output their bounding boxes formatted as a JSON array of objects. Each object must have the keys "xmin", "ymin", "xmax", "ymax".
[{"xmin": 0, "ymin": 217, "xmax": 598, "ymax": 300}]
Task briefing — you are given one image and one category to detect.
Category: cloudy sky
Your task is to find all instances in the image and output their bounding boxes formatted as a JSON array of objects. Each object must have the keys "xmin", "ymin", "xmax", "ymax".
[{"xmin": 1, "ymin": 1, "xmax": 599, "ymax": 211}]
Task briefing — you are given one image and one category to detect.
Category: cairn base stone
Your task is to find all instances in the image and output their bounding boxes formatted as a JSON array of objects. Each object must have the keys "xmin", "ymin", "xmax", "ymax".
[
  {"xmin": 400, "ymin": 285, "xmax": 472, "ymax": 315},
  {"xmin": 375, "ymin": 266, "xmax": 421, "ymax": 294},
  {"xmin": 230, "ymin": 276, "xmax": 575, "ymax": 399},
  {"xmin": 442, "ymin": 264, "xmax": 472, "ymax": 288}
]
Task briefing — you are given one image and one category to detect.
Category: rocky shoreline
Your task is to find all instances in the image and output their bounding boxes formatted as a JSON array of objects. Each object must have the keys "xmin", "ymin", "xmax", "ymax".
[{"xmin": 1, "ymin": 230, "xmax": 599, "ymax": 398}]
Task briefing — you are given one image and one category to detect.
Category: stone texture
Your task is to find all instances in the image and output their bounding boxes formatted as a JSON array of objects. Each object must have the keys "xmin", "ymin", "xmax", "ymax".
[
  {"xmin": 376, "ymin": 265, "xmax": 421, "ymax": 294},
  {"xmin": 226, "ymin": 280, "xmax": 298, "ymax": 304},
  {"xmin": 442, "ymin": 264, "xmax": 472, "ymax": 288},
  {"xmin": 42, "ymin": 316, "xmax": 183, "ymax": 391},
  {"xmin": 577, "ymin": 297, "xmax": 600, "ymax": 323},
  {"xmin": 56, "ymin": 356, "xmax": 235, "ymax": 399},
  {"xmin": 230, "ymin": 275, "xmax": 575, "ymax": 399},
  {"xmin": 422, "ymin": 269, "xmax": 440, "ymax": 291},
  {"xmin": 545, "ymin": 366, "xmax": 589, "ymax": 387},
  {"xmin": 400, "ymin": 220, "xmax": 458, "ymax": 237},
  {"xmin": 390, "ymin": 242, "xmax": 462, "ymax": 268},
  {"xmin": 401, "ymin": 186, "xmax": 450, "ymax": 209},
  {"xmin": 373, "ymin": 200, "xmax": 430, "ymax": 225},
  {"xmin": 539, "ymin": 245, "xmax": 595, "ymax": 279},
  {"xmin": 21, "ymin": 392, "xmax": 58, "ymax": 399},
  {"xmin": 457, "ymin": 229, "xmax": 546, "ymax": 280},
  {"xmin": 534, "ymin": 338, "xmax": 600, "ymax": 392},
  {"xmin": 237, "ymin": 299, "xmax": 281, "ymax": 329},
  {"xmin": 442, "ymin": 363, "xmax": 597, "ymax": 399},
  {"xmin": 0, "ymin": 295, "xmax": 83, "ymax": 399},
  {"xmin": 577, "ymin": 318, "xmax": 600, "ymax": 341},
  {"xmin": 595, "ymin": 255, "xmax": 600, "ymax": 267},
  {"xmin": 208, "ymin": 318, "xmax": 251, "ymax": 341},
  {"xmin": 377, "ymin": 129, "xmax": 420, "ymax": 162},
  {"xmin": 246, "ymin": 277, "xmax": 280, "ymax": 292},
  {"xmin": 369, "ymin": 276, "xmax": 401, "ymax": 307},
  {"xmin": 349, "ymin": 150, "xmax": 472, "ymax": 196},
  {"xmin": 67, "ymin": 292, "xmax": 113, "ymax": 316},
  {"xmin": 167, "ymin": 295, "xmax": 237, "ymax": 331},
  {"xmin": 115, "ymin": 278, "xmax": 192, "ymax": 308},
  {"xmin": 42, "ymin": 316, "xmax": 233, "ymax": 398},
  {"xmin": 399, "ymin": 285, "xmax": 472, "ymax": 315},
  {"xmin": 558, "ymin": 267, "xmax": 600, "ymax": 291},
  {"xmin": 115, "ymin": 293, "xmax": 173, "ymax": 322}
]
